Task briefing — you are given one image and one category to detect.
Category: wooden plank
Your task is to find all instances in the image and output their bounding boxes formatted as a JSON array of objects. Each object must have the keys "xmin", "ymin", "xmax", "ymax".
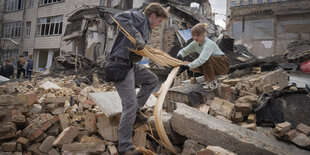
[{"xmin": 154, "ymin": 67, "xmax": 179, "ymax": 154}]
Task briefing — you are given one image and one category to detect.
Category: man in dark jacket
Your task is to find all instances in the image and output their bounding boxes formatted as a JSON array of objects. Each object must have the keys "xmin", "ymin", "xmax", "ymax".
[
  {"xmin": 106, "ymin": 3, "xmax": 168, "ymax": 155},
  {"xmin": 1, "ymin": 59, "xmax": 14, "ymax": 78}
]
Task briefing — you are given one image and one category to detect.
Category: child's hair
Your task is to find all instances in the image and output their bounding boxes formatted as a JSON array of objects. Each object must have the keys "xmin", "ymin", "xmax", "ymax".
[
  {"xmin": 191, "ymin": 23, "xmax": 208, "ymax": 36},
  {"xmin": 144, "ymin": 3, "xmax": 168, "ymax": 19}
]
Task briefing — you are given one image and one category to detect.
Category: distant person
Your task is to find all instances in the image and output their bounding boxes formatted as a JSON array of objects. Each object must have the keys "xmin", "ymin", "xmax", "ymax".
[
  {"xmin": 26, "ymin": 55, "xmax": 34, "ymax": 78},
  {"xmin": 1, "ymin": 59, "xmax": 14, "ymax": 78},
  {"xmin": 9, "ymin": 56, "xmax": 16, "ymax": 69},
  {"xmin": 17, "ymin": 55, "xmax": 26, "ymax": 78},
  {"xmin": 177, "ymin": 23, "xmax": 230, "ymax": 90}
]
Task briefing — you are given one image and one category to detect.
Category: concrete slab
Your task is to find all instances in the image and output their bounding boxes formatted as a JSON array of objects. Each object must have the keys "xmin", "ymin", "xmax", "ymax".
[
  {"xmin": 89, "ymin": 90, "xmax": 157, "ymax": 117},
  {"xmin": 39, "ymin": 81, "xmax": 61, "ymax": 90},
  {"xmin": 0, "ymin": 75, "xmax": 10, "ymax": 83},
  {"xmin": 171, "ymin": 103, "xmax": 310, "ymax": 155}
]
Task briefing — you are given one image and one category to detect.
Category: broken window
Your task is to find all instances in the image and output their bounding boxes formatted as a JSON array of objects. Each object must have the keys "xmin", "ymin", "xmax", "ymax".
[
  {"xmin": 3, "ymin": 21, "xmax": 22, "ymax": 38},
  {"xmin": 37, "ymin": 16, "xmax": 63, "ymax": 36},
  {"xmin": 240, "ymin": 0, "xmax": 244, "ymax": 6},
  {"xmin": 257, "ymin": 0, "xmax": 262, "ymax": 4},
  {"xmin": 4, "ymin": 0, "xmax": 24, "ymax": 12},
  {"xmin": 26, "ymin": 21, "xmax": 31, "ymax": 37},
  {"xmin": 231, "ymin": 1, "xmax": 236, "ymax": 7},
  {"xmin": 39, "ymin": 0, "xmax": 62, "ymax": 6},
  {"xmin": 267, "ymin": 0, "xmax": 272, "ymax": 3}
]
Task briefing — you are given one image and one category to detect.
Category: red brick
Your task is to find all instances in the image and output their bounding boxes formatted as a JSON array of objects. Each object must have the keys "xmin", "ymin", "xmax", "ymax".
[
  {"xmin": 284, "ymin": 130, "xmax": 298, "ymax": 141},
  {"xmin": 28, "ymin": 128, "xmax": 43, "ymax": 141},
  {"xmin": 41, "ymin": 121, "xmax": 52, "ymax": 131},
  {"xmin": 83, "ymin": 100, "xmax": 95, "ymax": 106},
  {"xmin": 24, "ymin": 151, "xmax": 33, "ymax": 155},
  {"xmin": 39, "ymin": 136, "xmax": 56, "ymax": 153},
  {"xmin": 1, "ymin": 142, "xmax": 16, "ymax": 152},
  {"xmin": 296, "ymin": 123, "xmax": 310, "ymax": 135},
  {"xmin": 61, "ymin": 143, "xmax": 105, "ymax": 152},
  {"xmin": 108, "ymin": 145, "xmax": 118, "ymax": 155},
  {"xmin": 84, "ymin": 112, "xmax": 97, "ymax": 134},
  {"xmin": 218, "ymin": 84, "xmax": 232, "ymax": 102},
  {"xmin": 17, "ymin": 137, "xmax": 30, "ymax": 145},
  {"xmin": 274, "ymin": 122, "xmax": 291, "ymax": 138},
  {"xmin": 58, "ymin": 114, "xmax": 70, "ymax": 131},
  {"xmin": 49, "ymin": 115, "xmax": 59, "ymax": 124},
  {"xmin": 27, "ymin": 94, "xmax": 38, "ymax": 106},
  {"xmin": 53, "ymin": 126, "xmax": 79, "ymax": 146},
  {"xmin": 0, "ymin": 130, "xmax": 16, "ymax": 140}
]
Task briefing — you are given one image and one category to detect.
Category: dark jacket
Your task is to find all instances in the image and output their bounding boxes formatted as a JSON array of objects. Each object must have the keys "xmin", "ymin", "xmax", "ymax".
[
  {"xmin": 108, "ymin": 11, "xmax": 151, "ymax": 63},
  {"xmin": 1, "ymin": 64, "xmax": 14, "ymax": 78}
]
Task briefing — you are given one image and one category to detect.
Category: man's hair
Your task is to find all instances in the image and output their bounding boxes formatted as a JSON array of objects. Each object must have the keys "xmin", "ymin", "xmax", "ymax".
[
  {"xmin": 29, "ymin": 55, "xmax": 32, "ymax": 58},
  {"xmin": 191, "ymin": 23, "xmax": 208, "ymax": 36},
  {"xmin": 5, "ymin": 59, "xmax": 10, "ymax": 63},
  {"xmin": 144, "ymin": 3, "xmax": 168, "ymax": 19},
  {"xmin": 19, "ymin": 55, "xmax": 24, "ymax": 57}
]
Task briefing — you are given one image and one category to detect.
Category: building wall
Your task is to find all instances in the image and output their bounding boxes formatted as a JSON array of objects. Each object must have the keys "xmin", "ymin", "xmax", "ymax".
[
  {"xmin": 228, "ymin": 0, "xmax": 310, "ymax": 57},
  {"xmin": 1, "ymin": 0, "xmax": 101, "ymax": 68}
]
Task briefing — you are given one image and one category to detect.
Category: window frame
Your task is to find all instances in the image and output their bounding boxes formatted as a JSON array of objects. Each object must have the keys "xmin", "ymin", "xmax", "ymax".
[
  {"xmin": 38, "ymin": 0, "xmax": 63, "ymax": 6},
  {"xmin": 26, "ymin": 21, "xmax": 31, "ymax": 37},
  {"xmin": 3, "ymin": 21, "xmax": 22, "ymax": 38},
  {"xmin": 257, "ymin": 0, "xmax": 262, "ymax": 4},
  {"xmin": 36, "ymin": 15, "xmax": 63, "ymax": 36},
  {"xmin": 4, "ymin": 0, "xmax": 24, "ymax": 12},
  {"xmin": 231, "ymin": 1, "xmax": 236, "ymax": 7}
]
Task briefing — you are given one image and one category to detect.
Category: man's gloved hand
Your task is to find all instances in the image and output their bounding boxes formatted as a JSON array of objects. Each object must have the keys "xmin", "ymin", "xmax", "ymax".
[
  {"xmin": 178, "ymin": 65, "xmax": 189, "ymax": 76},
  {"xmin": 176, "ymin": 55, "xmax": 183, "ymax": 61},
  {"xmin": 134, "ymin": 33, "xmax": 145, "ymax": 50}
]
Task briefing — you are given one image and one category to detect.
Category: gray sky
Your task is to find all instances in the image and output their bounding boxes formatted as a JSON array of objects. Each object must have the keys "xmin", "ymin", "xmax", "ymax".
[{"xmin": 209, "ymin": 0, "xmax": 227, "ymax": 28}]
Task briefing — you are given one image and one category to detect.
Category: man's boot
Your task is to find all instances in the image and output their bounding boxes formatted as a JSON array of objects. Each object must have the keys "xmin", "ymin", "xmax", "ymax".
[{"xmin": 135, "ymin": 111, "xmax": 148, "ymax": 124}]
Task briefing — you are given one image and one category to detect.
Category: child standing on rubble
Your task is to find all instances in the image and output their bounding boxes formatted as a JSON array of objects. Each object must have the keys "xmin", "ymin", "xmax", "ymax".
[{"xmin": 177, "ymin": 23, "xmax": 230, "ymax": 90}]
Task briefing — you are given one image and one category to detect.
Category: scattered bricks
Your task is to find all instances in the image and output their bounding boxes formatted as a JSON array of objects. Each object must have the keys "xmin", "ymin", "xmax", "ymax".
[
  {"xmin": 33, "ymin": 132, "xmax": 48, "ymax": 143},
  {"xmin": 241, "ymin": 123, "xmax": 257, "ymax": 131},
  {"xmin": 108, "ymin": 145, "xmax": 118, "ymax": 155},
  {"xmin": 181, "ymin": 139, "xmax": 204, "ymax": 155},
  {"xmin": 263, "ymin": 84, "xmax": 273, "ymax": 94},
  {"xmin": 274, "ymin": 122, "xmax": 291, "ymax": 138},
  {"xmin": 232, "ymin": 112, "xmax": 243, "ymax": 124},
  {"xmin": 222, "ymin": 78, "xmax": 242, "ymax": 86},
  {"xmin": 234, "ymin": 103, "xmax": 252, "ymax": 116},
  {"xmin": 133, "ymin": 129, "xmax": 147, "ymax": 147},
  {"xmin": 84, "ymin": 111, "xmax": 97, "ymax": 134},
  {"xmin": 77, "ymin": 130, "xmax": 89, "ymax": 142},
  {"xmin": 16, "ymin": 143, "xmax": 23, "ymax": 152},
  {"xmin": 0, "ymin": 123, "xmax": 16, "ymax": 140},
  {"xmin": 45, "ymin": 97, "xmax": 67, "ymax": 105},
  {"xmin": 209, "ymin": 98, "xmax": 234, "ymax": 120},
  {"xmin": 149, "ymin": 112, "xmax": 172, "ymax": 135},
  {"xmin": 13, "ymin": 152, "xmax": 22, "ymax": 155},
  {"xmin": 30, "ymin": 104, "xmax": 42, "ymax": 115},
  {"xmin": 296, "ymin": 123, "xmax": 310, "ymax": 135},
  {"xmin": 205, "ymin": 146, "xmax": 237, "ymax": 155},
  {"xmin": 97, "ymin": 114, "xmax": 118, "ymax": 141},
  {"xmin": 237, "ymin": 95, "xmax": 258, "ymax": 107},
  {"xmin": 17, "ymin": 137, "xmax": 29, "ymax": 146},
  {"xmin": 28, "ymin": 128, "xmax": 44, "ymax": 141},
  {"xmin": 1, "ymin": 142, "xmax": 17, "ymax": 152},
  {"xmin": 24, "ymin": 152, "xmax": 32, "ymax": 155},
  {"xmin": 48, "ymin": 149, "xmax": 60, "ymax": 155},
  {"xmin": 292, "ymin": 133, "xmax": 310, "ymax": 148},
  {"xmin": 239, "ymin": 90, "xmax": 258, "ymax": 98},
  {"xmin": 39, "ymin": 136, "xmax": 56, "ymax": 153},
  {"xmin": 62, "ymin": 143, "xmax": 106, "ymax": 152},
  {"xmin": 247, "ymin": 114, "xmax": 256, "ymax": 124},
  {"xmin": 197, "ymin": 104, "xmax": 210, "ymax": 114},
  {"xmin": 80, "ymin": 136, "xmax": 106, "ymax": 144},
  {"xmin": 218, "ymin": 83, "xmax": 232, "ymax": 102},
  {"xmin": 11, "ymin": 110, "xmax": 26, "ymax": 125},
  {"xmin": 284, "ymin": 130, "xmax": 298, "ymax": 141},
  {"xmin": 28, "ymin": 143, "xmax": 47, "ymax": 155},
  {"xmin": 46, "ymin": 123, "xmax": 60, "ymax": 136},
  {"xmin": 53, "ymin": 126, "xmax": 79, "ymax": 147},
  {"xmin": 27, "ymin": 94, "xmax": 38, "ymax": 106},
  {"xmin": 58, "ymin": 114, "xmax": 70, "ymax": 131},
  {"xmin": 216, "ymin": 115, "xmax": 232, "ymax": 123}
]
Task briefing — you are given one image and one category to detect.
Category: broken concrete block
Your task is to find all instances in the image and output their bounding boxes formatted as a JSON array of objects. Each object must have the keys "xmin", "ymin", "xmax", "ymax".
[
  {"xmin": 80, "ymin": 135, "xmax": 106, "ymax": 144},
  {"xmin": 237, "ymin": 95, "xmax": 258, "ymax": 107},
  {"xmin": 46, "ymin": 123, "xmax": 60, "ymax": 136},
  {"xmin": 62, "ymin": 143, "xmax": 105, "ymax": 152},
  {"xmin": 58, "ymin": 114, "xmax": 70, "ymax": 131},
  {"xmin": 197, "ymin": 104, "xmax": 210, "ymax": 114},
  {"xmin": 45, "ymin": 97, "xmax": 67, "ymax": 105},
  {"xmin": 30, "ymin": 104, "xmax": 42, "ymax": 115},
  {"xmin": 296, "ymin": 123, "xmax": 310, "ymax": 135},
  {"xmin": 209, "ymin": 98, "xmax": 234, "ymax": 120},
  {"xmin": 234, "ymin": 103, "xmax": 252, "ymax": 116},
  {"xmin": 48, "ymin": 148, "xmax": 60, "ymax": 155},
  {"xmin": 53, "ymin": 126, "xmax": 79, "ymax": 147},
  {"xmin": 222, "ymin": 78, "xmax": 242, "ymax": 86},
  {"xmin": 149, "ymin": 112, "xmax": 172, "ymax": 135},
  {"xmin": 40, "ymin": 81, "xmax": 61, "ymax": 90},
  {"xmin": 205, "ymin": 146, "xmax": 237, "ymax": 155},
  {"xmin": 241, "ymin": 123, "xmax": 257, "ymax": 131},
  {"xmin": 247, "ymin": 114, "xmax": 256, "ymax": 124},
  {"xmin": 39, "ymin": 136, "xmax": 56, "ymax": 153},
  {"xmin": 232, "ymin": 112, "xmax": 243, "ymax": 124},
  {"xmin": 16, "ymin": 143, "xmax": 23, "ymax": 152},
  {"xmin": 11, "ymin": 110, "xmax": 26, "ymax": 125},
  {"xmin": 171, "ymin": 103, "xmax": 310, "ymax": 155},
  {"xmin": 284, "ymin": 130, "xmax": 298, "ymax": 141},
  {"xmin": 274, "ymin": 122, "xmax": 291, "ymax": 138},
  {"xmin": 84, "ymin": 111, "xmax": 97, "ymax": 134},
  {"xmin": 292, "ymin": 133, "xmax": 310, "ymax": 148},
  {"xmin": 108, "ymin": 145, "xmax": 118, "ymax": 155},
  {"xmin": 133, "ymin": 129, "xmax": 147, "ymax": 147},
  {"xmin": 218, "ymin": 83, "xmax": 232, "ymax": 101},
  {"xmin": 0, "ymin": 123, "xmax": 16, "ymax": 140},
  {"xmin": 97, "ymin": 114, "xmax": 118, "ymax": 141},
  {"xmin": 1, "ymin": 142, "xmax": 16, "ymax": 152},
  {"xmin": 182, "ymin": 139, "xmax": 204, "ymax": 155},
  {"xmin": 28, "ymin": 143, "xmax": 47, "ymax": 155}
]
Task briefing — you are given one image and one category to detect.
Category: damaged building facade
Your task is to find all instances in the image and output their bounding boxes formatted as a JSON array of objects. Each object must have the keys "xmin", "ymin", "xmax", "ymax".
[
  {"xmin": 61, "ymin": 0, "xmax": 220, "ymax": 69},
  {"xmin": 0, "ymin": 0, "xmax": 105, "ymax": 68},
  {"xmin": 226, "ymin": 0, "xmax": 310, "ymax": 57}
]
